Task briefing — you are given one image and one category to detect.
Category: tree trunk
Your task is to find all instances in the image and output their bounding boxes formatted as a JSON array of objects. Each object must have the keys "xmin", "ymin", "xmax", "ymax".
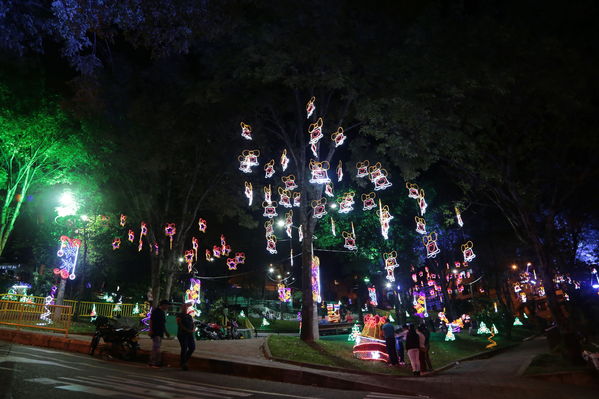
[
  {"xmin": 299, "ymin": 223, "xmax": 319, "ymax": 342},
  {"xmin": 150, "ymin": 255, "xmax": 162, "ymax": 307},
  {"xmin": 76, "ymin": 228, "xmax": 88, "ymax": 299},
  {"xmin": 55, "ymin": 278, "xmax": 67, "ymax": 306},
  {"xmin": 164, "ymin": 270, "xmax": 175, "ymax": 302}
]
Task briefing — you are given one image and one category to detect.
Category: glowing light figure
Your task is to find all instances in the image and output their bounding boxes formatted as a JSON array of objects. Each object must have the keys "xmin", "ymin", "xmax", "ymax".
[
  {"xmin": 264, "ymin": 220, "xmax": 274, "ymax": 237},
  {"xmin": 128, "ymin": 230, "xmax": 135, "ymax": 243},
  {"xmin": 185, "ymin": 278, "xmax": 201, "ymax": 316},
  {"xmin": 325, "ymin": 183, "xmax": 334, "ymax": 197},
  {"xmin": 238, "ymin": 150, "xmax": 260, "ymax": 173},
  {"xmin": 520, "ymin": 292, "xmax": 528, "ymax": 302},
  {"xmin": 369, "ymin": 163, "xmax": 392, "ymax": 191},
  {"xmin": 235, "ymin": 252, "xmax": 246, "ymax": 264},
  {"xmin": 361, "ymin": 192, "xmax": 376, "ymax": 211},
  {"xmin": 513, "ymin": 317, "xmax": 523, "ymax": 326},
  {"xmin": 90, "ymin": 303, "xmax": 97, "ymax": 321},
  {"xmin": 278, "ymin": 187, "xmax": 292, "ymax": 208},
  {"xmin": 368, "ymin": 287, "xmax": 378, "ymax": 306},
  {"xmin": 139, "ymin": 221, "xmax": 147, "ymax": 252},
  {"xmin": 308, "ymin": 117, "xmax": 323, "ymax": 145},
  {"xmin": 298, "ymin": 225, "xmax": 303, "ymax": 242},
  {"xmin": 165, "ymin": 223, "xmax": 176, "ymax": 249},
  {"xmin": 39, "ymin": 286, "xmax": 57, "ymax": 325},
  {"xmin": 198, "ymin": 218, "xmax": 207, "ymax": 233},
  {"xmin": 240, "ymin": 122, "xmax": 252, "ymax": 140},
  {"xmin": 244, "ymin": 182, "xmax": 253, "ymax": 206},
  {"xmin": 591, "ymin": 268, "xmax": 599, "ymax": 289},
  {"xmin": 153, "ymin": 242, "xmax": 159, "ymax": 255},
  {"xmin": 311, "ymin": 256, "xmax": 321, "ymax": 303},
  {"xmin": 413, "ymin": 292, "xmax": 427, "ymax": 317},
  {"xmin": 284, "ymin": 210, "xmax": 293, "ymax": 238},
  {"xmin": 266, "ymin": 235, "xmax": 277, "ymax": 254},
  {"xmin": 338, "ymin": 192, "xmax": 355, "ymax": 214},
  {"xmin": 342, "ymin": 231, "xmax": 357, "ymax": 251},
  {"xmin": 477, "ymin": 322, "xmax": 491, "ymax": 334},
  {"xmin": 263, "ymin": 201, "xmax": 278, "ymax": 218},
  {"xmin": 262, "ymin": 318, "xmax": 271, "ymax": 327},
  {"xmin": 264, "ymin": 184, "xmax": 272, "ymax": 203},
  {"xmin": 331, "ymin": 217, "xmax": 336, "ymax": 236},
  {"xmin": 119, "ymin": 214, "xmax": 126, "ymax": 227},
  {"xmin": 264, "ymin": 159, "xmax": 275, "ymax": 178},
  {"xmin": 461, "ymin": 241, "xmax": 476, "ymax": 262},
  {"xmin": 192, "ymin": 237, "xmax": 199, "ymax": 260},
  {"xmin": 293, "ymin": 192, "xmax": 301, "ymax": 207},
  {"xmin": 311, "ymin": 198, "xmax": 328, "ymax": 219},
  {"xmin": 132, "ymin": 303, "xmax": 140, "ymax": 315},
  {"xmin": 278, "ymin": 284, "xmax": 292, "ymax": 303},
  {"xmin": 279, "ymin": 150, "xmax": 290, "ymax": 173},
  {"xmin": 205, "ymin": 249, "xmax": 211, "ymax": 261},
  {"xmin": 418, "ymin": 189, "xmax": 427, "ymax": 215},
  {"xmin": 282, "ymin": 175, "xmax": 298, "ymax": 190},
  {"xmin": 220, "ymin": 234, "xmax": 227, "ymax": 248},
  {"xmin": 212, "ymin": 245, "xmax": 221, "ymax": 258},
  {"xmin": 455, "ymin": 207, "xmax": 464, "ymax": 227},
  {"xmin": 184, "ymin": 250, "xmax": 194, "ymax": 273},
  {"xmin": 378, "ymin": 201, "xmax": 393, "ymax": 240},
  {"xmin": 348, "ymin": 323, "xmax": 361, "ymax": 342},
  {"xmin": 53, "ymin": 236, "xmax": 81, "ymax": 280},
  {"xmin": 331, "ymin": 126, "xmax": 346, "ymax": 147},
  {"xmin": 306, "ymin": 96, "xmax": 316, "ymax": 118},
  {"xmin": 415, "ymin": 216, "xmax": 427, "ymax": 235},
  {"xmin": 227, "ymin": 257, "xmax": 238, "ymax": 270},
  {"xmin": 222, "ymin": 244, "xmax": 232, "ymax": 257},
  {"xmin": 423, "ymin": 232, "xmax": 440, "ymax": 258},
  {"xmin": 309, "ymin": 160, "xmax": 330, "ymax": 184},
  {"xmin": 445, "ymin": 329, "xmax": 455, "ymax": 341},
  {"xmin": 356, "ymin": 161, "xmax": 370, "ymax": 178},
  {"xmin": 112, "ymin": 238, "xmax": 121, "ymax": 250},
  {"xmin": 383, "ymin": 252, "xmax": 399, "ymax": 282},
  {"xmin": 406, "ymin": 183, "xmax": 420, "ymax": 199}
]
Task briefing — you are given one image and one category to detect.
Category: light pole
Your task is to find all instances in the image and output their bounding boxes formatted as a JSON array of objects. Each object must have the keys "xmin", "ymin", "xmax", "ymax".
[{"xmin": 53, "ymin": 190, "xmax": 80, "ymax": 306}]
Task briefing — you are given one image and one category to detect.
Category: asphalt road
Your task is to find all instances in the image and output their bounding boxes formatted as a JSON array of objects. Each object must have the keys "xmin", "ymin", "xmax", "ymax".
[{"xmin": 0, "ymin": 342, "xmax": 423, "ymax": 399}]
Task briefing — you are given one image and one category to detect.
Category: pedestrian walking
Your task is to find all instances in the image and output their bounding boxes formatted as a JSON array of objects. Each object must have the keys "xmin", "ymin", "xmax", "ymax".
[
  {"xmin": 405, "ymin": 324, "xmax": 425, "ymax": 376},
  {"xmin": 381, "ymin": 318, "xmax": 399, "ymax": 366},
  {"xmin": 149, "ymin": 299, "xmax": 171, "ymax": 368},
  {"xmin": 176, "ymin": 303, "xmax": 196, "ymax": 370}
]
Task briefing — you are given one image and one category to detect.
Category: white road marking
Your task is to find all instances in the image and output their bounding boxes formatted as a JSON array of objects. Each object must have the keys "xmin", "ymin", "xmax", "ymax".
[
  {"xmin": 0, "ymin": 356, "xmax": 78, "ymax": 370},
  {"xmin": 57, "ymin": 383, "xmax": 146, "ymax": 398},
  {"xmin": 105, "ymin": 375, "xmax": 251, "ymax": 397},
  {"xmin": 25, "ymin": 377, "xmax": 60, "ymax": 385},
  {"xmin": 365, "ymin": 393, "xmax": 429, "ymax": 399}
]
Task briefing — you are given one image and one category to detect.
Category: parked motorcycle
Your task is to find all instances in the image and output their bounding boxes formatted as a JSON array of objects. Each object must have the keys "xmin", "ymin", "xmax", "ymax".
[
  {"xmin": 195, "ymin": 321, "xmax": 225, "ymax": 340},
  {"xmin": 89, "ymin": 316, "xmax": 140, "ymax": 360}
]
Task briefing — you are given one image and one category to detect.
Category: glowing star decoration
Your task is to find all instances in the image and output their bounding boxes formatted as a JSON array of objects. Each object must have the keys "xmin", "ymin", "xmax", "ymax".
[
  {"xmin": 280, "ymin": 149, "xmax": 289, "ymax": 171},
  {"xmin": 244, "ymin": 182, "xmax": 253, "ymax": 206},
  {"xmin": 356, "ymin": 161, "xmax": 370, "ymax": 178},
  {"xmin": 264, "ymin": 159, "xmax": 275, "ymax": 178},
  {"xmin": 285, "ymin": 210, "xmax": 293, "ymax": 238},
  {"xmin": 455, "ymin": 207, "xmax": 464, "ymax": 227},
  {"xmin": 264, "ymin": 220, "xmax": 274, "ymax": 237},
  {"xmin": 383, "ymin": 252, "xmax": 399, "ymax": 282},
  {"xmin": 192, "ymin": 237, "xmax": 199, "ymax": 260},
  {"xmin": 138, "ymin": 221, "xmax": 148, "ymax": 252},
  {"xmin": 378, "ymin": 200, "xmax": 393, "ymax": 240},
  {"xmin": 415, "ymin": 216, "xmax": 427, "ymax": 235},
  {"xmin": 311, "ymin": 198, "xmax": 328, "ymax": 219},
  {"xmin": 164, "ymin": 223, "xmax": 176, "ymax": 249},
  {"xmin": 226, "ymin": 257, "xmax": 238, "ymax": 270},
  {"xmin": 461, "ymin": 241, "xmax": 476, "ymax": 262},
  {"xmin": 342, "ymin": 231, "xmax": 357, "ymax": 251},
  {"xmin": 266, "ymin": 235, "xmax": 277, "ymax": 254},
  {"xmin": 325, "ymin": 183, "xmax": 334, "ymax": 197},
  {"xmin": 331, "ymin": 126, "xmax": 346, "ymax": 147},
  {"xmin": 119, "ymin": 214, "xmax": 127, "ymax": 227},
  {"xmin": 282, "ymin": 175, "xmax": 298, "ymax": 190},
  {"xmin": 445, "ymin": 329, "xmax": 456, "ymax": 341},
  {"xmin": 513, "ymin": 317, "xmax": 523, "ymax": 326},
  {"xmin": 417, "ymin": 189, "xmax": 427, "ymax": 215},
  {"xmin": 264, "ymin": 184, "xmax": 272, "ymax": 203},
  {"xmin": 222, "ymin": 244, "xmax": 231, "ymax": 257},
  {"xmin": 240, "ymin": 122, "xmax": 252, "ymax": 140},
  {"xmin": 368, "ymin": 287, "xmax": 378, "ymax": 306},
  {"xmin": 38, "ymin": 286, "xmax": 57, "ymax": 325},
  {"xmin": 423, "ymin": 232, "xmax": 440, "ymax": 258},
  {"xmin": 278, "ymin": 187, "xmax": 292, "ymax": 208},
  {"xmin": 306, "ymin": 96, "xmax": 316, "ymax": 118},
  {"xmin": 338, "ymin": 192, "xmax": 355, "ymax": 214},
  {"xmin": 128, "ymin": 230, "xmax": 135, "ymax": 243},
  {"xmin": 311, "ymin": 256, "xmax": 322, "ymax": 303},
  {"xmin": 212, "ymin": 245, "xmax": 222, "ymax": 258},
  {"xmin": 362, "ymin": 192, "xmax": 376, "ymax": 211},
  {"xmin": 263, "ymin": 201, "xmax": 278, "ymax": 218},
  {"xmin": 293, "ymin": 192, "xmax": 301, "ymax": 207},
  {"xmin": 198, "ymin": 218, "xmax": 207, "ymax": 233},
  {"xmin": 235, "ymin": 252, "xmax": 246, "ymax": 264},
  {"xmin": 205, "ymin": 249, "xmax": 211, "ymax": 261},
  {"xmin": 336, "ymin": 160, "xmax": 343, "ymax": 182},
  {"xmin": 184, "ymin": 250, "xmax": 194, "ymax": 272},
  {"xmin": 53, "ymin": 236, "xmax": 81, "ymax": 280},
  {"xmin": 309, "ymin": 160, "xmax": 330, "ymax": 184},
  {"xmin": 278, "ymin": 284, "xmax": 292, "ymax": 303},
  {"xmin": 112, "ymin": 238, "xmax": 121, "ymax": 250}
]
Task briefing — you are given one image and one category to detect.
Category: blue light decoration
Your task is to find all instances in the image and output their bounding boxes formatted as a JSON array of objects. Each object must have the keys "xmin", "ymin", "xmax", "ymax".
[
  {"xmin": 591, "ymin": 268, "xmax": 599, "ymax": 290},
  {"xmin": 53, "ymin": 235, "xmax": 81, "ymax": 280}
]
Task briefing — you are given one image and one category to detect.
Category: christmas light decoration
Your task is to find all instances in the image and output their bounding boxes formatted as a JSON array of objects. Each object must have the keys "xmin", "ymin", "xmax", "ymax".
[
  {"xmin": 205, "ymin": 249, "xmax": 211, "ymax": 261},
  {"xmin": 298, "ymin": 225, "xmax": 303, "ymax": 242},
  {"xmin": 264, "ymin": 220, "xmax": 274, "ymax": 237},
  {"xmin": 311, "ymin": 256, "xmax": 321, "ymax": 303},
  {"xmin": 240, "ymin": 122, "xmax": 252, "ymax": 140},
  {"xmin": 226, "ymin": 257, "xmax": 238, "ymax": 270},
  {"xmin": 222, "ymin": 244, "xmax": 232, "ymax": 257},
  {"xmin": 285, "ymin": 210, "xmax": 293, "ymax": 238},
  {"xmin": 331, "ymin": 126, "xmax": 346, "ymax": 147},
  {"xmin": 212, "ymin": 245, "xmax": 221, "ymax": 258},
  {"xmin": 378, "ymin": 200, "xmax": 393, "ymax": 240},
  {"xmin": 486, "ymin": 325, "xmax": 498, "ymax": 349},
  {"xmin": 336, "ymin": 160, "xmax": 343, "ymax": 182},
  {"xmin": 348, "ymin": 323, "xmax": 361, "ymax": 342},
  {"xmin": 455, "ymin": 207, "xmax": 464, "ymax": 227},
  {"xmin": 418, "ymin": 189, "xmax": 427, "ymax": 215},
  {"xmin": 356, "ymin": 161, "xmax": 370, "ymax": 178},
  {"xmin": 264, "ymin": 159, "xmax": 275, "ymax": 178},
  {"xmin": 278, "ymin": 187, "xmax": 292, "ymax": 208},
  {"xmin": 153, "ymin": 242, "xmax": 159, "ymax": 255},
  {"xmin": 445, "ymin": 329, "xmax": 455, "ymax": 341},
  {"xmin": 185, "ymin": 278, "xmax": 201, "ymax": 316},
  {"xmin": 369, "ymin": 163, "xmax": 392, "ymax": 191},
  {"xmin": 90, "ymin": 303, "xmax": 97, "ymax": 321},
  {"xmin": 263, "ymin": 201, "xmax": 278, "ymax": 218},
  {"xmin": 308, "ymin": 117, "xmax": 323, "ymax": 144},
  {"xmin": 278, "ymin": 284, "xmax": 292, "ymax": 302},
  {"xmin": 415, "ymin": 216, "xmax": 427, "ymax": 235},
  {"xmin": 342, "ymin": 231, "xmax": 357, "ymax": 251},
  {"xmin": 266, "ymin": 235, "xmax": 277, "ymax": 254},
  {"xmin": 192, "ymin": 237, "xmax": 199, "ymax": 260},
  {"xmin": 406, "ymin": 183, "xmax": 420, "ymax": 199},
  {"xmin": 309, "ymin": 160, "xmax": 331, "ymax": 184},
  {"xmin": 38, "ymin": 286, "xmax": 57, "ymax": 325},
  {"xmin": 138, "ymin": 221, "xmax": 147, "ymax": 252},
  {"xmin": 244, "ymin": 182, "xmax": 253, "ymax": 206},
  {"xmin": 513, "ymin": 317, "xmax": 523, "ymax": 326},
  {"xmin": 461, "ymin": 241, "xmax": 476, "ymax": 262},
  {"xmin": 119, "ymin": 214, "xmax": 126, "ymax": 227},
  {"xmin": 361, "ymin": 192, "xmax": 376, "ymax": 211},
  {"xmin": 591, "ymin": 268, "xmax": 599, "ymax": 289},
  {"xmin": 235, "ymin": 252, "xmax": 246, "ymax": 264},
  {"xmin": 383, "ymin": 252, "xmax": 399, "ymax": 282},
  {"xmin": 292, "ymin": 192, "xmax": 300, "ymax": 207},
  {"xmin": 325, "ymin": 183, "xmax": 334, "ymax": 197},
  {"xmin": 262, "ymin": 318, "xmax": 271, "ymax": 327},
  {"xmin": 263, "ymin": 184, "xmax": 272, "ymax": 204},
  {"xmin": 184, "ymin": 250, "xmax": 194, "ymax": 272},
  {"xmin": 477, "ymin": 322, "xmax": 491, "ymax": 335},
  {"xmin": 53, "ymin": 236, "xmax": 81, "ymax": 280},
  {"xmin": 128, "ymin": 230, "xmax": 135, "ymax": 243},
  {"xmin": 331, "ymin": 217, "xmax": 336, "ymax": 236},
  {"xmin": 326, "ymin": 303, "xmax": 341, "ymax": 322},
  {"xmin": 413, "ymin": 292, "xmax": 427, "ymax": 317},
  {"xmin": 338, "ymin": 191, "xmax": 355, "ymax": 214},
  {"xmin": 368, "ymin": 287, "xmax": 378, "ymax": 306},
  {"xmin": 112, "ymin": 238, "xmax": 121, "ymax": 250},
  {"xmin": 311, "ymin": 198, "xmax": 328, "ymax": 219},
  {"xmin": 280, "ymin": 149, "xmax": 289, "ymax": 171},
  {"xmin": 423, "ymin": 232, "xmax": 440, "ymax": 258},
  {"xmin": 132, "ymin": 303, "xmax": 140, "ymax": 315},
  {"xmin": 306, "ymin": 96, "xmax": 316, "ymax": 118},
  {"xmin": 198, "ymin": 218, "xmax": 207, "ymax": 233},
  {"xmin": 165, "ymin": 223, "xmax": 176, "ymax": 249},
  {"xmin": 282, "ymin": 175, "xmax": 298, "ymax": 190}
]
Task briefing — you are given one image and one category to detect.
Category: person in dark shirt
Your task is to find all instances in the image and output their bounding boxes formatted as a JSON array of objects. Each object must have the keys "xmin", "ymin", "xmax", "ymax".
[
  {"xmin": 381, "ymin": 319, "xmax": 398, "ymax": 366},
  {"xmin": 176, "ymin": 303, "xmax": 196, "ymax": 370},
  {"xmin": 418, "ymin": 324, "xmax": 432, "ymax": 371},
  {"xmin": 149, "ymin": 300, "xmax": 171, "ymax": 367}
]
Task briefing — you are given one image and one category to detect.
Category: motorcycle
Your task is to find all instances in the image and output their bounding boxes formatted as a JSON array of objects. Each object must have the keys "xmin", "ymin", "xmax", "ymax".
[
  {"xmin": 195, "ymin": 321, "xmax": 225, "ymax": 340},
  {"xmin": 89, "ymin": 316, "xmax": 140, "ymax": 360}
]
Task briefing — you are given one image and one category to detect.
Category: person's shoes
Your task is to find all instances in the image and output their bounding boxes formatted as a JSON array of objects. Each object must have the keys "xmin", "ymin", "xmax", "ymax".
[{"xmin": 416, "ymin": 371, "xmax": 421, "ymax": 376}]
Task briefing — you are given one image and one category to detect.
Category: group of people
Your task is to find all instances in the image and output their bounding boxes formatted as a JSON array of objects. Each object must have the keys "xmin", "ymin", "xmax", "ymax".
[{"xmin": 382, "ymin": 320, "xmax": 432, "ymax": 376}]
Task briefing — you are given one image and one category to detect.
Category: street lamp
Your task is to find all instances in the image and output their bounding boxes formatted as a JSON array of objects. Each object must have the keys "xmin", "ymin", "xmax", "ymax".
[
  {"xmin": 330, "ymin": 203, "xmax": 338, "ymax": 209},
  {"xmin": 276, "ymin": 219, "xmax": 285, "ymax": 227},
  {"xmin": 56, "ymin": 190, "xmax": 79, "ymax": 217},
  {"xmin": 268, "ymin": 267, "xmax": 275, "ymax": 273},
  {"xmin": 511, "ymin": 264, "xmax": 518, "ymax": 270}
]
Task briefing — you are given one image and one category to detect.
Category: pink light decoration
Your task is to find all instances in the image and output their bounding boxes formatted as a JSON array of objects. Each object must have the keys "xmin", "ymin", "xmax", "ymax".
[
  {"xmin": 306, "ymin": 96, "xmax": 316, "ymax": 119},
  {"xmin": 238, "ymin": 150, "xmax": 260, "ymax": 173},
  {"xmin": 361, "ymin": 192, "xmax": 377, "ymax": 211},
  {"xmin": 356, "ymin": 160, "xmax": 370, "ymax": 178},
  {"xmin": 278, "ymin": 187, "xmax": 292, "ymax": 208},
  {"xmin": 338, "ymin": 192, "xmax": 355, "ymax": 214},
  {"xmin": 198, "ymin": 218, "xmax": 207, "ymax": 233},
  {"xmin": 423, "ymin": 232, "xmax": 440, "ymax": 258},
  {"xmin": 293, "ymin": 192, "xmax": 301, "ymax": 207},
  {"xmin": 119, "ymin": 214, "xmax": 126, "ymax": 227},
  {"xmin": 165, "ymin": 223, "xmax": 176, "ymax": 249},
  {"xmin": 337, "ymin": 160, "xmax": 343, "ymax": 182},
  {"xmin": 264, "ymin": 159, "xmax": 275, "ymax": 178},
  {"xmin": 184, "ymin": 250, "xmax": 194, "ymax": 273},
  {"xmin": 128, "ymin": 230, "xmax": 135, "ymax": 243},
  {"xmin": 378, "ymin": 200, "xmax": 393, "ymax": 240},
  {"xmin": 309, "ymin": 160, "xmax": 331, "ymax": 184},
  {"xmin": 325, "ymin": 183, "xmax": 334, "ymax": 197},
  {"xmin": 406, "ymin": 182, "xmax": 420, "ymax": 199},
  {"xmin": 418, "ymin": 189, "xmax": 427, "ymax": 215},
  {"xmin": 278, "ymin": 284, "xmax": 291, "ymax": 302},
  {"xmin": 244, "ymin": 182, "xmax": 253, "ymax": 206},
  {"xmin": 235, "ymin": 252, "xmax": 246, "ymax": 264},
  {"xmin": 331, "ymin": 126, "xmax": 346, "ymax": 147},
  {"xmin": 266, "ymin": 235, "xmax": 277, "ymax": 254},
  {"xmin": 226, "ymin": 257, "xmax": 238, "ymax": 270},
  {"xmin": 54, "ymin": 235, "xmax": 81, "ymax": 280},
  {"xmin": 280, "ymin": 149, "xmax": 289, "ymax": 171},
  {"xmin": 220, "ymin": 234, "xmax": 227, "ymax": 248},
  {"xmin": 222, "ymin": 244, "xmax": 232, "ymax": 256},
  {"xmin": 285, "ymin": 210, "xmax": 293, "ymax": 238},
  {"xmin": 415, "ymin": 216, "xmax": 427, "ymax": 235},
  {"xmin": 311, "ymin": 256, "xmax": 321, "ymax": 303},
  {"xmin": 282, "ymin": 175, "xmax": 297, "ymax": 190},
  {"xmin": 263, "ymin": 201, "xmax": 278, "ymax": 218},
  {"xmin": 342, "ymin": 231, "xmax": 357, "ymax": 251},
  {"xmin": 461, "ymin": 241, "xmax": 476, "ymax": 262},
  {"xmin": 311, "ymin": 198, "xmax": 328, "ymax": 219},
  {"xmin": 240, "ymin": 122, "xmax": 252, "ymax": 140},
  {"xmin": 192, "ymin": 237, "xmax": 199, "ymax": 260},
  {"xmin": 112, "ymin": 238, "xmax": 121, "ymax": 250},
  {"xmin": 455, "ymin": 207, "xmax": 464, "ymax": 227},
  {"xmin": 311, "ymin": 142, "xmax": 318, "ymax": 158},
  {"xmin": 205, "ymin": 249, "xmax": 211, "ymax": 261},
  {"xmin": 264, "ymin": 184, "xmax": 272, "ymax": 203},
  {"xmin": 212, "ymin": 245, "xmax": 221, "ymax": 258},
  {"xmin": 383, "ymin": 251, "xmax": 399, "ymax": 282},
  {"xmin": 153, "ymin": 242, "xmax": 159, "ymax": 255},
  {"xmin": 308, "ymin": 117, "xmax": 323, "ymax": 144},
  {"xmin": 138, "ymin": 222, "xmax": 147, "ymax": 252},
  {"xmin": 264, "ymin": 220, "xmax": 274, "ymax": 237},
  {"xmin": 369, "ymin": 163, "xmax": 392, "ymax": 191},
  {"xmin": 368, "ymin": 287, "xmax": 378, "ymax": 306}
]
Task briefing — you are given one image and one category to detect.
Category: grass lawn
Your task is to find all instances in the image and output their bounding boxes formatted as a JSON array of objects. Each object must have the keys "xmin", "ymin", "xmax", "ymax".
[
  {"xmin": 268, "ymin": 327, "xmax": 531, "ymax": 375},
  {"xmin": 523, "ymin": 353, "xmax": 590, "ymax": 376},
  {"xmin": 250, "ymin": 318, "xmax": 300, "ymax": 332}
]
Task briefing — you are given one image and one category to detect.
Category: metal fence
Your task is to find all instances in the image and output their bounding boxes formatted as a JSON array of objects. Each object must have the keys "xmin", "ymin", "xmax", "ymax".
[
  {"xmin": 0, "ymin": 300, "xmax": 72, "ymax": 336},
  {"xmin": 0, "ymin": 293, "xmax": 78, "ymax": 313},
  {"xmin": 77, "ymin": 301, "xmax": 148, "ymax": 318}
]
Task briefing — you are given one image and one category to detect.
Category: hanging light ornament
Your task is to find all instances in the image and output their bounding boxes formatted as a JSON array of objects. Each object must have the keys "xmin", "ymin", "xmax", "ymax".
[
  {"xmin": 238, "ymin": 150, "xmax": 260, "ymax": 173},
  {"xmin": 338, "ymin": 192, "xmax": 355, "ymax": 214},
  {"xmin": 361, "ymin": 192, "xmax": 376, "ymax": 211},
  {"xmin": 152, "ymin": 242, "xmax": 159, "ymax": 255},
  {"xmin": 164, "ymin": 223, "xmax": 176, "ymax": 249},
  {"xmin": 240, "ymin": 122, "xmax": 252, "ymax": 140},
  {"xmin": 285, "ymin": 210, "xmax": 293, "ymax": 238},
  {"xmin": 369, "ymin": 162, "xmax": 392, "ymax": 191},
  {"xmin": 278, "ymin": 187, "xmax": 292, "ymax": 208},
  {"xmin": 378, "ymin": 200, "xmax": 393, "ymax": 240},
  {"xmin": 198, "ymin": 218, "xmax": 207, "ymax": 233},
  {"xmin": 244, "ymin": 182, "xmax": 253, "ymax": 206},
  {"xmin": 418, "ymin": 189, "xmax": 428, "ymax": 215},
  {"xmin": 266, "ymin": 235, "xmax": 277, "ymax": 254},
  {"xmin": 184, "ymin": 250, "xmax": 194, "ymax": 272},
  {"xmin": 308, "ymin": 118, "xmax": 324, "ymax": 157},
  {"xmin": 282, "ymin": 175, "xmax": 298, "ymax": 190},
  {"xmin": 119, "ymin": 214, "xmax": 127, "ymax": 227},
  {"xmin": 336, "ymin": 160, "xmax": 343, "ymax": 182},
  {"xmin": 325, "ymin": 183, "xmax": 334, "ymax": 197},
  {"xmin": 331, "ymin": 126, "xmax": 346, "ymax": 147},
  {"xmin": 455, "ymin": 207, "xmax": 464, "ymax": 227},
  {"xmin": 263, "ymin": 201, "xmax": 278, "ymax": 218},
  {"xmin": 406, "ymin": 183, "xmax": 420, "ymax": 199},
  {"xmin": 461, "ymin": 241, "xmax": 476, "ymax": 262},
  {"xmin": 226, "ymin": 257, "xmax": 238, "ymax": 270},
  {"xmin": 311, "ymin": 256, "xmax": 321, "ymax": 303},
  {"xmin": 54, "ymin": 236, "xmax": 81, "ymax": 280},
  {"xmin": 311, "ymin": 198, "xmax": 328, "ymax": 219},
  {"xmin": 331, "ymin": 217, "xmax": 336, "ymax": 236},
  {"xmin": 298, "ymin": 225, "xmax": 303, "ymax": 242},
  {"xmin": 368, "ymin": 287, "xmax": 378, "ymax": 306},
  {"xmin": 138, "ymin": 221, "xmax": 148, "ymax": 252},
  {"xmin": 306, "ymin": 96, "xmax": 316, "ymax": 118},
  {"xmin": 278, "ymin": 284, "xmax": 292, "ymax": 302},
  {"xmin": 264, "ymin": 220, "xmax": 274, "ymax": 237},
  {"xmin": 415, "ymin": 216, "xmax": 427, "ymax": 235},
  {"xmin": 423, "ymin": 232, "xmax": 440, "ymax": 258},
  {"xmin": 383, "ymin": 252, "xmax": 399, "ymax": 282},
  {"xmin": 264, "ymin": 184, "xmax": 272, "ymax": 204},
  {"xmin": 212, "ymin": 245, "xmax": 221, "ymax": 258},
  {"xmin": 342, "ymin": 231, "xmax": 357, "ymax": 251},
  {"xmin": 112, "ymin": 238, "xmax": 121, "ymax": 250},
  {"xmin": 293, "ymin": 192, "xmax": 301, "ymax": 207},
  {"xmin": 356, "ymin": 160, "xmax": 370, "ymax": 178},
  {"xmin": 128, "ymin": 229, "xmax": 135, "ymax": 243},
  {"xmin": 264, "ymin": 159, "xmax": 275, "ymax": 178},
  {"xmin": 309, "ymin": 160, "xmax": 331, "ymax": 184},
  {"xmin": 192, "ymin": 237, "xmax": 199, "ymax": 260},
  {"xmin": 235, "ymin": 252, "xmax": 246, "ymax": 264},
  {"xmin": 205, "ymin": 249, "xmax": 211, "ymax": 261},
  {"xmin": 280, "ymin": 149, "xmax": 289, "ymax": 171}
]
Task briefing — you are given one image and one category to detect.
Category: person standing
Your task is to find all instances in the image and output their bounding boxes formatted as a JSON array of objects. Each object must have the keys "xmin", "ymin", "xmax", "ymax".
[
  {"xmin": 405, "ymin": 324, "xmax": 425, "ymax": 376},
  {"xmin": 381, "ymin": 319, "xmax": 399, "ymax": 366},
  {"xmin": 395, "ymin": 326, "xmax": 408, "ymax": 365},
  {"xmin": 418, "ymin": 324, "xmax": 432, "ymax": 371},
  {"xmin": 149, "ymin": 300, "xmax": 171, "ymax": 368},
  {"xmin": 176, "ymin": 303, "xmax": 196, "ymax": 370}
]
